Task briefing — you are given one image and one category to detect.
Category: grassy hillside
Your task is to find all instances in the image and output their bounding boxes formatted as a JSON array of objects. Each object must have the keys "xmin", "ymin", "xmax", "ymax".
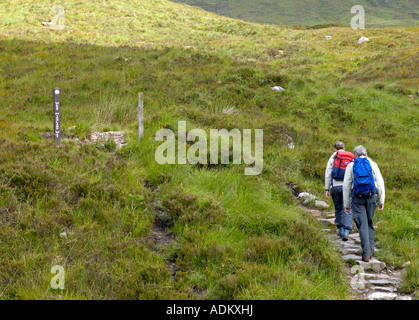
[
  {"xmin": 173, "ymin": 0, "xmax": 419, "ymax": 28},
  {"xmin": 0, "ymin": 0, "xmax": 418, "ymax": 299}
]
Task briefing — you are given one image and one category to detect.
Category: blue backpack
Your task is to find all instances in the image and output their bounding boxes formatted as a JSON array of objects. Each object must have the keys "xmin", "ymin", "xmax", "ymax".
[{"xmin": 353, "ymin": 157, "xmax": 377, "ymax": 197}]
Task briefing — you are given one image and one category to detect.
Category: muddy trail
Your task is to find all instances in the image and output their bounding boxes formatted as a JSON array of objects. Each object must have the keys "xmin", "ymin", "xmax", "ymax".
[{"xmin": 143, "ymin": 182, "xmax": 178, "ymax": 283}]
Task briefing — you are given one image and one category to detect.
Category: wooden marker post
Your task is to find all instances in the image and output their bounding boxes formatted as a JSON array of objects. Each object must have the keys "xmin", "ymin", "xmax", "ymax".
[
  {"xmin": 53, "ymin": 88, "xmax": 60, "ymax": 146},
  {"xmin": 138, "ymin": 92, "xmax": 144, "ymax": 142}
]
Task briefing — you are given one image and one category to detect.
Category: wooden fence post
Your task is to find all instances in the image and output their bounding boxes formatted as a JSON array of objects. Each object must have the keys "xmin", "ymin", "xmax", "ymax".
[{"xmin": 138, "ymin": 92, "xmax": 144, "ymax": 142}]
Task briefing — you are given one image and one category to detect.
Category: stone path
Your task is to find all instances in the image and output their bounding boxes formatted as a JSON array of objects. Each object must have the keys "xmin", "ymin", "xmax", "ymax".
[{"xmin": 301, "ymin": 206, "xmax": 413, "ymax": 300}]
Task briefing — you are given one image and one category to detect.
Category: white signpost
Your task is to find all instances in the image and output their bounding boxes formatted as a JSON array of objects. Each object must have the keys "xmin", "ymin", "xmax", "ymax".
[{"xmin": 53, "ymin": 88, "xmax": 60, "ymax": 146}]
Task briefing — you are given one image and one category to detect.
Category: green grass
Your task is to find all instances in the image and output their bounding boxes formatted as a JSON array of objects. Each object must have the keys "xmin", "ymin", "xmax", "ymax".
[
  {"xmin": 173, "ymin": 0, "xmax": 419, "ymax": 28},
  {"xmin": 0, "ymin": 0, "xmax": 418, "ymax": 299}
]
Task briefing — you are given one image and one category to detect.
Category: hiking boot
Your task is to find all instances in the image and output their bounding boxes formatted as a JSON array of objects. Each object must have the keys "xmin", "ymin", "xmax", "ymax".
[
  {"xmin": 342, "ymin": 229, "xmax": 349, "ymax": 241},
  {"xmin": 337, "ymin": 227, "xmax": 344, "ymax": 238},
  {"xmin": 362, "ymin": 256, "xmax": 371, "ymax": 262}
]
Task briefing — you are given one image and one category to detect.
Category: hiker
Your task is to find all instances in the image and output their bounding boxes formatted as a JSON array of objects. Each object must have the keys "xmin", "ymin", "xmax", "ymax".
[
  {"xmin": 343, "ymin": 145, "xmax": 385, "ymax": 262},
  {"xmin": 325, "ymin": 141, "xmax": 355, "ymax": 241}
]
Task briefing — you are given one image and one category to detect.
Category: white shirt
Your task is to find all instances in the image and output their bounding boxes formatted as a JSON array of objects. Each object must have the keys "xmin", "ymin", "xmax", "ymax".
[
  {"xmin": 343, "ymin": 156, "xmax": 385, "ymax": 208},
  {"xmin": 325, "ymin": 152, "xmax": 344, "ymax": 190}
]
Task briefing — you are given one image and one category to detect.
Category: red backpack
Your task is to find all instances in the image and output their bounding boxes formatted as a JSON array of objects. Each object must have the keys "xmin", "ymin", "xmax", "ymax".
[{"xmin": 332, "ymin": 150, "xmax": 354, "ymax": 181}]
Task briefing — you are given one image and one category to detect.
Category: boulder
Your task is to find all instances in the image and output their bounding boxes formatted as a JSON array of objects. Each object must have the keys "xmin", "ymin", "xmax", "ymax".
[
  {"xmin": 298, "ymin": 192, "xmax": 316, "ymax": 204},
  {"xmin": 315, "ymin": 200, "xmax": 330, "ymax": 209},
  {"xmin": 358, "ymin": 36, "xmax": 369, "ymax": 44}
]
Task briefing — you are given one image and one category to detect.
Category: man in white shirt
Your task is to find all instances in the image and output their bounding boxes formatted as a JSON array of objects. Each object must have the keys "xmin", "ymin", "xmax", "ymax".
[{"xmin": 343, "ymin": 145, "xmax": 385, "ymax": 262}]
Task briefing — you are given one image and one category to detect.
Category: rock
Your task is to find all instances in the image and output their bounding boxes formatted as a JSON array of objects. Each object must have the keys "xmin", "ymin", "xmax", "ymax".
[
  {"xmin": 358, "ymin": 259, "xmax": 386, "ymax": 273},
  {"xmin": 298, "ymin": 192, "xmax": 310, "ymax": 198},
  {"xmin": 362, "ymin": 273, "xmax": 390, "ymax": 279},
  {"xmin": 395, "ymin": 296, "xmax": 412, "ymax": 300},
  {"xmin": 271, "ymin": 86, "xmax": 284, "ymax": 92},
  {"xmin": 90, "ymin": 131, "xmax": 126, "ymax": 148},
  {"xmin": 358, "ymin": 36, "xmax": 369, "ymax": 44},
  {"xmin": 367, "ymin": 278, "xmax": 399, "ymax": 286},
  {"xmin": 315, "ymin": 200, "xmax": 330, "ymax": 209},
  {"xmin": 367, "ymin": 292, "xmax": 397, "ymax": 300},
  {"xmin": 339, "ymin": 247, "xmax": 360, "ymax": 255},
  {"xmin": 340, "ymin": 241, "xmax": 361, "ymax": 249},
  {"xmin": 351, "ymin": 288, "xmax": 368, "ymax": 295},
  {"xmin": 370, "ymin": 286, "xmax": 395, "ymax": 292},
  {"xmin": 319, "ymin": 218, "xmax": 335, "ymax": 227},
  {"xmin": 298, "ymin": 192, "xmax": 316, "ymax": 204},
  {"xmin": 342, "ymin": 254, "xmax": 362, "ymax": 261}
]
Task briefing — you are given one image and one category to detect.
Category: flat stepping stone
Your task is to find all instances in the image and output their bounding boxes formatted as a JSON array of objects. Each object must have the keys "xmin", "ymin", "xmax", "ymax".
[
  {"xmin": 351, "ymin": 288, "xmax": 368, "ymax": 295},
  {"xmin": 342, "ymin": 254, "xmax": 362, "ymax": 261},
  {"xmin": 362, "ymin": 273, "xmax": 391, "ymax": 279},
  {"xmin": 319, "ymin": 218, "xmax": 335, "ymax": 226},
  {"xmin": 339, "ymin": 241, "xmax": 361, "ymax": 249},
  {"xmin": 367, "ymin": 278, "xmax": 399, "ymax": 286},
  {"xmin": 367, "ymin": 292, "xmax": 397, "ymax": 300},
  {"xmin": 349, "ymin": 233, "xmax": 360, "ymax": 239},
  {"xmin": 370, "ymin": 286, "xmax": 396, "ymax": 292},
  {"xmin": 339, "ymin": 247, "xmax": 360, "ymax": 255}
]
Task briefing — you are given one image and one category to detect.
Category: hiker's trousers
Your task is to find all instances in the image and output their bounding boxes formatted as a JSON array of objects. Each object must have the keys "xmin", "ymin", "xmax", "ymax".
[
  {"xmin": 351, "ymin": 194, "xmax": 377, "ymax": 257},
  {"xmin": 331, "ymin": 186, "xmax": 353, "ymax": 231}
]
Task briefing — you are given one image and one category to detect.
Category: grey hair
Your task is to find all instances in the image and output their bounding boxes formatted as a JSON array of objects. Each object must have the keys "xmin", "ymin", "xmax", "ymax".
[
  {"xmin": 353, "ymin": 145, "xmax": 367, "ymax": 156},
  {"xmin": 334, "ymin": 141, "xmax": 345, "ymax": 150}
]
